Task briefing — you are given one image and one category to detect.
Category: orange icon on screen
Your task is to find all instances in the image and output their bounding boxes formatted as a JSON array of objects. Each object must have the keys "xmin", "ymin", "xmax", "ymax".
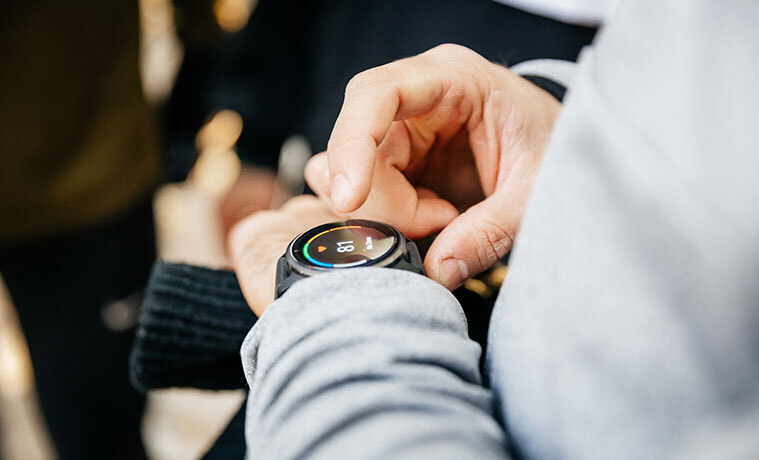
[{"xmin": 317, "ymin": 246, "xmax": 327, "ymax": 253}]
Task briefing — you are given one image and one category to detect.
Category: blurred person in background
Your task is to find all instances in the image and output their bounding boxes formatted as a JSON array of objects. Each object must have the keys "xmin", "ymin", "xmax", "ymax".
[{"xmin": 0, "ymin": 0, "xmax": 220, "ymax": 457}]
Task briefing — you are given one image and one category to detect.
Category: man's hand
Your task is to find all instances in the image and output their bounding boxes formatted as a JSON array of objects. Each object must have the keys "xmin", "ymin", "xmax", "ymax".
[
  {"xmin": 228, "ymin": 195, "xmax": 343, "ymax": 316},
  {"xmin": 305, "ymin": 44, "xmax": 560, "ymax": 289}
]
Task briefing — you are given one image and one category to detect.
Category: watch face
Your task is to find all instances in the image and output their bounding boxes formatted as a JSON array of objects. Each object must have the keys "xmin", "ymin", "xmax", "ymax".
[{"xmin": 290, "ymin": 220, "xmax": 401, "ymax": 271}]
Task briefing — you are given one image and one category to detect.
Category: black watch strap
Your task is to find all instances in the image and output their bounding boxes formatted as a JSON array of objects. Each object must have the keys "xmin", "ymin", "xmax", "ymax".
[
  {"xmin": 393, "ymin": 239, "xmax": 424, "ymax": 275},
  {"xmin": 275, "ymin": 254, "xmax": 301, "ymax": 299}
]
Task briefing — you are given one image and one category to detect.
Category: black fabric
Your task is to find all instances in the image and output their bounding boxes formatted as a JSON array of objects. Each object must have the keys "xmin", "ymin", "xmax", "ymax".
[
  {"xmin": 130, "ymin": 262, "xmax": 254, "ymax": 459},
  {"xmin": 201, "ymin": 397, "xmax": 248, "ymax": 460},
  {"xmin": 521, "ymin": 74, "xmax": 568, "ymax": 102},
  {"xmin": 133, "ymin": 261, "xmax": 498, "ymax": 389},
  {"xmin": 130, "ymin": 262, "xmax": 256, "ymax": 393},
  {"xmin": 0, "ymin": 197, "xmax": 155, "ymax": 460}
]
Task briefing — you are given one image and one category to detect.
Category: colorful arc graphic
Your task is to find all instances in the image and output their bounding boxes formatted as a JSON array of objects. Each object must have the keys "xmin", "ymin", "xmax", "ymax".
[{"xmin": 302, "ymin": 226, "xmax": 362, "ymax": 268}]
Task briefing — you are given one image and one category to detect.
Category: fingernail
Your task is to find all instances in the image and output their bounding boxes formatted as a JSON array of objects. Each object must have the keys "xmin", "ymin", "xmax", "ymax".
[
  {"xmin": 438, "ymin": 258, "xmax": 468, "ymax": 289},
  {"xmin": 331, "ymin": 173, "xmax": 354, "ymax": 211}
]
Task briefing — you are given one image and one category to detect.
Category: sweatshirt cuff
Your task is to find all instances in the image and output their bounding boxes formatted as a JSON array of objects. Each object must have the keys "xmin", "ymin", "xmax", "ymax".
[
  {"xmin": 521, "ymin": 75, "xmax": 568, "ymax": 102},
  {"xmin": 511, "ymin": 58, "xmax": 578, "ymax": 102},
  {"xmin": 511, "ymin": 58, "xmax": 576, "ymax": 89},
  {"xmin": 240, "ymin": 268, "xmax": 468, "ymax": 388}
]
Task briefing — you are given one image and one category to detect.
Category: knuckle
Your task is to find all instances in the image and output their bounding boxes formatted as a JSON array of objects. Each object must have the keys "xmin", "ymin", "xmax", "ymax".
[
  {"xmin": 426, "ymin": 44, "xmax": 489, "ymax": 77},
  {"xmin": 429, "ymin": 43, "xmax": 464, "ymax": 54},
  {"xmin": 426, "ymin": 43, "xmax": 475, "ymax": 60},
  {"xmin": 345, "ymin": 70, "xmax": 379, "ymax": 95},
  {"xmin": 473, "ymin": 217, "xmax": 513, "ymax": 269}
]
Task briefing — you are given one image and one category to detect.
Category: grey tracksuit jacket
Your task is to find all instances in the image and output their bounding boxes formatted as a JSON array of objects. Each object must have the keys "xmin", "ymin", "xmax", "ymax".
[{"xmin": 241, "ymin": 1, "xmax": 759, "ymax": 458}]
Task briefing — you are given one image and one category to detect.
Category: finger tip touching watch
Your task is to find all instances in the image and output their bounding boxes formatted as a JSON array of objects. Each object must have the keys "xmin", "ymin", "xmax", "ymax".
[{"xmin": 275, "ymin": 219, "xmax": 424, "ymax": 298}]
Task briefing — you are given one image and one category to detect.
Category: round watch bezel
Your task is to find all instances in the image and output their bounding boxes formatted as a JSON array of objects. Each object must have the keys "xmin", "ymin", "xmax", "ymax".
[{"xmin": 286, "ymin": 219, "xmax": 406, "ymax": 277}]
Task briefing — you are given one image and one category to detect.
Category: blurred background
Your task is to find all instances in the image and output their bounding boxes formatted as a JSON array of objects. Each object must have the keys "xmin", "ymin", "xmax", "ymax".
[
  {"xmin": 0, "ymin": 0, "xmax": 597, "ymax": 458},
  {"xmin": 1, "ymin": 1, "xmax": 266, "ymax": 459}
]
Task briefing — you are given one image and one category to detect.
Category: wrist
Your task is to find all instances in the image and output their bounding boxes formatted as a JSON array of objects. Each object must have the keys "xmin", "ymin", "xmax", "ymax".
[{"xmin": 487, "ymin": 67, "xmax": 561, "ymax": 180}]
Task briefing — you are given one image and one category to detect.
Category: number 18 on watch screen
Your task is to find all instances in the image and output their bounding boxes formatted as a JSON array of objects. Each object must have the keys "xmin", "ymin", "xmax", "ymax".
[{"xmin": 298, "ymin": 224, "xmax": 396, "ymax": 268}]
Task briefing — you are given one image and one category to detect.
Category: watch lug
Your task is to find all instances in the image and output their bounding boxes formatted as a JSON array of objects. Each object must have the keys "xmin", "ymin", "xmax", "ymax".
[
  {"xmin": 275, "ymin": 254, "xmax": 308, "ymax": 298},
  {"xmin": 406, "ymin": 240, "xmax": 423, "ymax": 270},
  {"xmin": 275, "ymin": 255, "xmax": 290, "ymax": 298},
  {"xmin": 393, "ymin": 240, "xmax": 425, "ymax": 275}
]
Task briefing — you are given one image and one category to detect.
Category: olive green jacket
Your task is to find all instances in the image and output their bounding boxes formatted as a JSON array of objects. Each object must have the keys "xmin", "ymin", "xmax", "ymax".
[{"xmin": 0, "ymin": 1, "xmax": 163, "ymax": 243}]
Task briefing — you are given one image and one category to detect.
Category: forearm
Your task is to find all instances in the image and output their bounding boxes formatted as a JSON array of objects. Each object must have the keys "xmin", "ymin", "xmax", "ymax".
[{"xmin": 242, "ymin": 268, "xmax": 509, "ymax": 459}]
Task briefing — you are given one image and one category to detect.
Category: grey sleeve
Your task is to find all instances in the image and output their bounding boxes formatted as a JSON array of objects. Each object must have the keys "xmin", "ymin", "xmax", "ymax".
[
  {"xmin": 488, "ymin": 1, "xmax": 759, "ymax": 459},
  {"xmin": 241, "ymin": 268, "xmax": 509, "ymax": 459}
]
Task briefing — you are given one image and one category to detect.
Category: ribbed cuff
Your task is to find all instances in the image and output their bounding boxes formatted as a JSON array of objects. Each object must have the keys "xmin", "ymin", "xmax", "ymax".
[
  {"xmin": 521, "ymin": 74, "xmax": 567, "ymax": 102},
  {"xmin": 130, "ymin": 261, "xmax": 256, "ymax": 392}
]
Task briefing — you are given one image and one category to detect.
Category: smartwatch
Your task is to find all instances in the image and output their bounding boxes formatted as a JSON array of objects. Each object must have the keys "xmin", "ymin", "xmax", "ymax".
[{"xmin": 275, "ymin": 219, "xmax": 424, "ymax": 298}]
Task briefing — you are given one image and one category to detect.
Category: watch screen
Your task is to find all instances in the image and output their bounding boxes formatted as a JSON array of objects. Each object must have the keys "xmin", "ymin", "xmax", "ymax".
[{"xmin": 292, "ymin": 220, "xmax": 399, "ymax": 269}]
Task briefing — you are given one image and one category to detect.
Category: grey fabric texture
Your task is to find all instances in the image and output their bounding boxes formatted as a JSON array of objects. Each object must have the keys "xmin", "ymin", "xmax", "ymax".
[
  {"xmin": 241, "ymin": 0, "xmax": 759, "ymax": 458},
  {"xmin": 241, "ymin": 269, "xmax": 507, "ymax": 459}
]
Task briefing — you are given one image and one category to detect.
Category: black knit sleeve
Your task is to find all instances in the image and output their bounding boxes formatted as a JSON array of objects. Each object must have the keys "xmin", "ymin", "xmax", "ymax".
[{"xmin": 130, "ymin": 261, "xmax": 254, "ymax": 392}]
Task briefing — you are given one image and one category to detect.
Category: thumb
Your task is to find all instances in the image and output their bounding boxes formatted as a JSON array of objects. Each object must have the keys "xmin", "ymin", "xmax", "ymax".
[{"xmin": 424, "ymin": 189, "xmax": 521, "ymax": 290}]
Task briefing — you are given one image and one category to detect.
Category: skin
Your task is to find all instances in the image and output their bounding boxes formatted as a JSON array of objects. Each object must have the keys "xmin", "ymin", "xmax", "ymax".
[
  {"xmin": 306, "ymin": 44, "xmax": 560, "ymax": 290},
  {"xmin": 229, "ymin": 44, "xmax": 560, "ymax": 314},
  {"xmin": 229, "ymin": 195, "xmax": 343, "ymax": 316}
]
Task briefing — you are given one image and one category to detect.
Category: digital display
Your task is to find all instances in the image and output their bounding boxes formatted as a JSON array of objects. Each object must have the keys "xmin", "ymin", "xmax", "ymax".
[{"xmin": 292, "ymin": 220, "xmax": 398, "ymax": 269}]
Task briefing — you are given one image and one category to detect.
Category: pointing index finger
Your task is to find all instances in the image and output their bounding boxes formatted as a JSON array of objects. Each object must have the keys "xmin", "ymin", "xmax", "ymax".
[{"xmin": 326, "ymin": 55, "xmax": 451, "ymax": 212}]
